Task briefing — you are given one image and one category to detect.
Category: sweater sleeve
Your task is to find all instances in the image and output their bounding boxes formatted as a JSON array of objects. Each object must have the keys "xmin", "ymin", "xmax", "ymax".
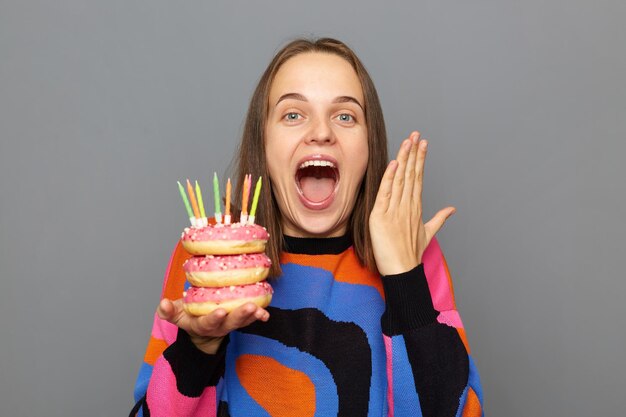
[
  {"xmin": 130, "ymin": 240, "xmax": 228, "ymax": 416},
  {"xmin": 131, "ymin": 329, "xmax": 228, "ymax": 416},
  {"xmin": 380, "ymin": 242, "xmax": 484, "ymax": 417}
]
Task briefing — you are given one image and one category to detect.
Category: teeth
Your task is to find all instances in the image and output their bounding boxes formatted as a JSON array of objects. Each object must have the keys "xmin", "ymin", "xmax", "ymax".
[{"xmin": 299, "ymin": 160, "xmax": 336, "ymax": 169}]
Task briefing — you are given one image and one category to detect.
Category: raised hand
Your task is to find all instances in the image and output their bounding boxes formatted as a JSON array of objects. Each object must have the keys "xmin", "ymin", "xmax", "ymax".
[
  {"xmin": 369, "ymin": 131, "xmax": 456, "ymax": 276},
  {"xmin": 157, "ymin": 298, "xmax": 270, "ymax": 354}
]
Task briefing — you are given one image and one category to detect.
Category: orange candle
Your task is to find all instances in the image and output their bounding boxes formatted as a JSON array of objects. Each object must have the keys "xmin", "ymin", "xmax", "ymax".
[
  {"xmin": 246, "ymin": 174, "xmax": 252, "ymax": 204},
  {"xmin": 225, "ymin": 178, "xmax": 232, "ymax": 216},
  {"xmin": 241, "ymin": 174, "xmax": 250, "ymax": 216},
  {"xmin": 186, "ymin": 179, "xmax": 201, "ymax": 219}
]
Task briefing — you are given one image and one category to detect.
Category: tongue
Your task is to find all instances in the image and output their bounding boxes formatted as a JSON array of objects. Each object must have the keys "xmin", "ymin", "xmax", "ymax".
[{"xmin": 300, "ymin": 176, "xmax": 335, "ymax": 202}]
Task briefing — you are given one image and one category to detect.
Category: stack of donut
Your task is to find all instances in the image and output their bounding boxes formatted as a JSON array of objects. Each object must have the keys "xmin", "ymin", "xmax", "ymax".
[{"xmin": 180, "ymin": 222, "xmax": 273, "ymax": 316}]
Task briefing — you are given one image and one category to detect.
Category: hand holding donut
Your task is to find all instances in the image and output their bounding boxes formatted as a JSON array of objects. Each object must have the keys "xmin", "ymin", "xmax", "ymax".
[
  {"xmin": 165, "ymin": 219, "xmax": 273, "ymax": 354},
  {"xmin": 157, "ymin": 298, "xmax": 270, "ymax": 354},
  {"xmin": 369, "ymin": 131, "xmax": 456, "ymax": 276}
]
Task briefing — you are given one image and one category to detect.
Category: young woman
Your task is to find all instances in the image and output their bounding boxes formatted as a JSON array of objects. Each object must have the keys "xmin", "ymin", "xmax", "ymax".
[{"xmin": 132, "ymin": 38, "xmax": 483, "ymax": 417}]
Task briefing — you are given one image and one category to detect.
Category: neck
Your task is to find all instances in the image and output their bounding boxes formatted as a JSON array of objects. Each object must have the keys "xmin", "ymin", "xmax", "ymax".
[{"xmin": 282, "ymin": 234, "xmax": 352, "ymax": 255}]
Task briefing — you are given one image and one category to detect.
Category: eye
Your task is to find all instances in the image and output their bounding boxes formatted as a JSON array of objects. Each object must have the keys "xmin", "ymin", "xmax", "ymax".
[
  {"xmin": 284, "ymin": 112, "xmax": 301, "ymax": 122},
  {"xmin": 337, "ymin": 113, "xmax": 355, "ymax": 123}
]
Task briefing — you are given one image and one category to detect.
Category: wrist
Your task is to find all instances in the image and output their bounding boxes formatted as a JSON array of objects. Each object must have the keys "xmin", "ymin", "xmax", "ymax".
[
  {"xmin": 164, "ymin": 329, "xmax": 229, "ymax": 396},
  {"xmin": 189, "ymin": 335, "xmax": 225, "ymax": 355},
  {"xmin": 377, "ymin": 257, "xmax": 421, "ymax": 276},
  {"xmin": 381, "ymin": 263, "xmax": 439, "ymax": 335},
  {"xmin": 376, "ymin": 259, "xmax": 421, "ymax": 279}
]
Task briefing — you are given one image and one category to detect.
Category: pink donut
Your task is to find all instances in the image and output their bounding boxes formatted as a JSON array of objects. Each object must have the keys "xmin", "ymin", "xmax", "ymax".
[
  {"xmin": 181, "ymin": 222, "xmax": 269, "ymax": 255},
  {"xmin": 183, "ymin": 253, "xmax": 271, "ymax": 287},
  {"xmin": 183, "ymin": 281, "xmax": 274, "ymax": 315}
]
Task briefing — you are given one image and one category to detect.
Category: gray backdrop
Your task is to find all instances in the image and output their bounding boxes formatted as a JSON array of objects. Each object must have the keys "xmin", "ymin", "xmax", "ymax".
[{"xmin": 1, "ymin": 1, "xmax": 625, "ymax": 416}]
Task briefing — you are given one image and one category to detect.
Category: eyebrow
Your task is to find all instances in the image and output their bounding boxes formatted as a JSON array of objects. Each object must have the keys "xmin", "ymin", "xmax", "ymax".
[{"xmin": 275, "ymin": 93, "xmax": 364, "ymax": 111}]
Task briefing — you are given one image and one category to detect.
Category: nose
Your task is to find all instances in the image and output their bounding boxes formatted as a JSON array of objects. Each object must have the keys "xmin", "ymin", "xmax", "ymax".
[{"xmin": 304, "ymin": 117, "xmax": 336, "ymax": 146}]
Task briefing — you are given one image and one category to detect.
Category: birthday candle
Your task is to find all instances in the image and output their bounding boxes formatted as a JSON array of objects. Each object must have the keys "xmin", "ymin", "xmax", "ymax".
[
  {"xmin": 177, "ymin": 181, "xmax": 194, "ymax": 226},
  {"xmin": 195, "ymin": 180, "xmax": 207, "ymax": 226},
  {"xmin": 186, "ymin": 179, "xmax": 201, "ymax": 221},
  {"xmin": 224, "ymin": 178, "xmax": 232, "ymax": 224},
  {"xmin": 213, "ymin": 172, "xmax": 222, "ymax": 223},
  {"xmin": 240, "ymin": 174, "xmax": 251, "ymax": 223},
  {"xmin": 246, "ymin": 174, "xmax": 252, "ymax": 206},
  {"xmin": 248, "ymin": 176, "xmax": 262, "ymax": 224}
]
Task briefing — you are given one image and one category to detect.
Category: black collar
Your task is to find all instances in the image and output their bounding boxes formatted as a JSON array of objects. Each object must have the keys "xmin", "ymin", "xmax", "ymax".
[{"xmin": 283, "ymin": 234, "xmax": 352, "ymax": 255}]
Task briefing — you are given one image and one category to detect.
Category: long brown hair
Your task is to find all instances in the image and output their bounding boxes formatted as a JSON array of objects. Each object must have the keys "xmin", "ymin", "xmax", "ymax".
[{"xmin": 234, "ymin": 37, "xmax": 388, "ymax": 277}]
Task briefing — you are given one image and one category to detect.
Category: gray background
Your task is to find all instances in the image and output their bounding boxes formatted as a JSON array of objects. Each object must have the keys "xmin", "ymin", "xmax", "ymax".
[{"xmin": 1, "ymin": 0, "xmax": 625, "ymax": 416}]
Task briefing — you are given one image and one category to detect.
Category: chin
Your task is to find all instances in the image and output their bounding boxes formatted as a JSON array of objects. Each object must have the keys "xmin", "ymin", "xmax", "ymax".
[{"xmin": 288, "ymin": 212, "xmax": 348, "ymax": 238}]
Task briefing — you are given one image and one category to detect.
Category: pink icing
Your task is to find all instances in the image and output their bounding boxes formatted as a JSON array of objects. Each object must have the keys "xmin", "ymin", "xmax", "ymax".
[
  {"xmin": 181, "ymin": 222, "xmax": 269, "ymax": 242},
  {"xmin": 184, "ymin": 253, "xmax": 271, "ymax": 272},
  {"xmin": 184, "ymin": 281, "xmax": 273, "ymax": 303}
]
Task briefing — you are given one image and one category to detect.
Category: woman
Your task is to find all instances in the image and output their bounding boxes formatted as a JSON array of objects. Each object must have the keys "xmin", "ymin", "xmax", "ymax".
[{"xmin": 132, "ymin": 37, "xmax": 483, "ymax": 417}]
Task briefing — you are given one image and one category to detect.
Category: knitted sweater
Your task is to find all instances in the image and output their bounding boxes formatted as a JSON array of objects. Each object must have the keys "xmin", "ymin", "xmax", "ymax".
[{"xmin": 132, "ymin": 235, "xmax": 483, "ymax": 416}]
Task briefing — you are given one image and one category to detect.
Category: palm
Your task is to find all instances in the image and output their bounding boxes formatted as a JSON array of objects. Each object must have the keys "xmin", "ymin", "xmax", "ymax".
[
  {"xmin": 369, "ymin": 131, "xmax": 455, "ymax": 276},
  {"xmin": 157, "ymin": 298, "xmax": 270, "ymax": 354}
]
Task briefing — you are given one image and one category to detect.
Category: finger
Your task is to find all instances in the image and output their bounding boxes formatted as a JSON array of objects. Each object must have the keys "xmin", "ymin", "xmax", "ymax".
[
  {"xmin": 373, "ymin": 159, "xmax": 399, "ymax": 214},
  {"xmin": 221, "ymin": 303, "xmax": 258, "ymax": 332},
  {"xmin": 389, "ymin": 138, "xmax": 412, "ymax": 208},
  {"xmin": 401, "ymin": 132, "xmax": 420, "ymax": 205},
  {"xmin": 238, "ymin": 305, "xmax": 270, "ymax": 328},
  {"xmin": 195, "ymin": 308, "xmax": 228, "ymax": 333},
  {"xmin": 234, "ymin": 304, "xmax": 270, "ymax": 327},
  {"xmin": 157, "ymin": 298, "xmax": 174, "ymax": 321},
  {"xmin": 253, "ymin": 307, "xmax": 270, "ymax": 322},
  {"xmin": 158, "ymin": 298, "xmax": 186, "ymax": 325},
  {"xmin": 424, "ymin": 206, "xmax": 456, "ymax": 242},
  {"xmin": 412, "ymin": 138, "xmax": 428, "ymax": 209}
]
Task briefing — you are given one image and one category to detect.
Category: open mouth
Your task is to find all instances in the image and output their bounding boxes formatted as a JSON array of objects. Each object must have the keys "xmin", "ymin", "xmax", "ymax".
[{"xmin": 295, "ymin": 156, "xmax": 340, "ymax": 209}]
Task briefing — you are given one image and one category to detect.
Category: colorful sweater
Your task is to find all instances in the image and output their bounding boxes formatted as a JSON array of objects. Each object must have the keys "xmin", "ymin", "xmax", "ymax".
[{"xmin": 132, "ymin": 235, "xmax": 483, "ymax": 416}]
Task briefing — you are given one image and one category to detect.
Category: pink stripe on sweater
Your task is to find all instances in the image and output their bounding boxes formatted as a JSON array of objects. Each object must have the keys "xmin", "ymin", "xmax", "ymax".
[
  {"xmin": 147, "ymin": 356, "xmax": 217, "ymax": 416},
  {"xmin": 437, "ymin": 310, "xmax": 464, "ymax": 329},
  {"xmin": 384, "ymin": 335, "xmax": 394, "ymax": 417},
  {"xmin": 150, "ymin": 312, "xmax": 178, "ymax": 343},
  {"xmin": 422, "ymin": 236, "xmax": 455, "ymax": 312}
]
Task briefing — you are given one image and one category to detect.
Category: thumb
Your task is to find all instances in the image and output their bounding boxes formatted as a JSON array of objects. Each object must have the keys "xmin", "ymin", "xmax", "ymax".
[
  {"xmin": 157, "ymin": 298, "xmax": 176, "ymax": 321},
  {"xmin": 425, "ymin": 206, "xmax": 456, "ymax": 239}
]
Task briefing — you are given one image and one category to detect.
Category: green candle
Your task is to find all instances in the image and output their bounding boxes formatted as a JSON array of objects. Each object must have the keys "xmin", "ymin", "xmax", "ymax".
[
  {"xmin": 195, "ymin": 180, "xmax": 206, "ymax": 218},
  {"xmin": 249, "ymin": 176, "xmax": 262, "ymax": 218},
  {"xmin": 177, "ymin": 181, "xmax": 193, "ymax": 219},
  {"xmin": 213, "ymin": 172, "xmax": 222, "ymax": 221}
]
